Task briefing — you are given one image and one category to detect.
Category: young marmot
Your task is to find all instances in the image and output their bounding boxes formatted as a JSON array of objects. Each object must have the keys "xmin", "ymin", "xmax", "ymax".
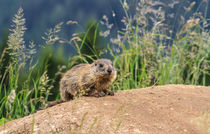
[{"xmin": 59, "ymin": 59, "xmax": 117, "ymax": 101}]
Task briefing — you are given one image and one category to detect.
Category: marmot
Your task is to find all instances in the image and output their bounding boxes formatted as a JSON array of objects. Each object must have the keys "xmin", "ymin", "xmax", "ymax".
[
  {"xmin": 59, "ymin": 59, "xmax": 117, "ymax": 101},
  {"xmin": 47, "ymin": 59, "xmax": 116, "ymax": 107}
]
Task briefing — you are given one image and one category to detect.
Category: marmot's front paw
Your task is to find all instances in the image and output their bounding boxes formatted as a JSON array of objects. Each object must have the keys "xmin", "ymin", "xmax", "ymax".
[
  {"xmin": 104, "ymin": 89, "xmax": 114, "ymax": 96},
  {"xmin": 93, "ymin": 92, "xmax": 106, "ymax": 97},
  {"xmin": 107, "ymin": 91, "xmax": 114, "ymax": 96}
]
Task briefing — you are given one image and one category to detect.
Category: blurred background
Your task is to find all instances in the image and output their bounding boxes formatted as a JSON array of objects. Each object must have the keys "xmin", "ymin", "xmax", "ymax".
[
  {"xmin": 0, "ymin": 0, "xmax": 125, "ymax": 55},
  {"xmin": 1, "ymin": 0, "xmax": 209, "ymax": 47}
]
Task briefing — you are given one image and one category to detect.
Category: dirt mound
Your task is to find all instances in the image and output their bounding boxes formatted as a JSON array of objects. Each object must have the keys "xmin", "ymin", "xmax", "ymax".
[{"xmin": 0, "ymin": 85, "xmax": 209, "ymax": 134}]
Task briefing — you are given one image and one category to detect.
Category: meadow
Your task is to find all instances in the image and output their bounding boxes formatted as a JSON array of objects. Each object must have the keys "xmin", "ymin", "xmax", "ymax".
[{"xmin": 0, "ymin": 0, "xmax": 209, "ymax": 124}]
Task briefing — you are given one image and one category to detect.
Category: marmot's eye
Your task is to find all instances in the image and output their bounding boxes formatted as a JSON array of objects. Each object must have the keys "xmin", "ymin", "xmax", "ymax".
[{"xmin": 99, "ymin": 64, "xmax": 104, "ymax": 68}]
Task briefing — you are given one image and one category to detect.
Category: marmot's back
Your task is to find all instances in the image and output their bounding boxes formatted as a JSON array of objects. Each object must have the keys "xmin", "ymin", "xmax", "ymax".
[{"xmin": 59, "ymin": 59, "xmax": 117, "ymax": 101}]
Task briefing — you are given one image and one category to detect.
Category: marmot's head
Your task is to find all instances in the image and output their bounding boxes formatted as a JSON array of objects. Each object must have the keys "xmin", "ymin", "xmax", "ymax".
[{"xmin": 91, "ymin": 59, "xmax": 117, "ymax": 80}]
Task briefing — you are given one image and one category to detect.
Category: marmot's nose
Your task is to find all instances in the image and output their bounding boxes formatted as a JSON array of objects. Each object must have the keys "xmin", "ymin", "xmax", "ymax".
[{"xmin": 107, "ymin": 68, "xmax": 112, "ymax": 75}]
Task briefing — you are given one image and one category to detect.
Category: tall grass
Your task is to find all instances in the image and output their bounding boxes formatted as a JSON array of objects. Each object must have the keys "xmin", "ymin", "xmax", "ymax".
[
  {"xmin": 0, "ymin": 8, "xmax": 58, "ymax": 122},
  {"xmin": 108, "ymin": 0, "xmax": 210, "ymax": 90},
  {"xmin": 0, "ymin": 0, "xmax": 209, "ymax": 123}
]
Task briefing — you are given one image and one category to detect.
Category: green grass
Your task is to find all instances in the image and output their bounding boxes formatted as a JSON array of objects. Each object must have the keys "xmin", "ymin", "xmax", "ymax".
[
  {"xmin": 0, "ymin": 8, "xmax": 57, "ymax": 122},
  {"xmin": 0, "ymin": 0, "xmax": 210, "ymax": 124},
  {"xmin": 109, "ymin": 0, "xmax": 210, "ymax": 90}
]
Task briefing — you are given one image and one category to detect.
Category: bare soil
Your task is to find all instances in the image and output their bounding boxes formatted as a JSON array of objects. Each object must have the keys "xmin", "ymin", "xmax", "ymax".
[{"xmin": 0, "ymin": 85, "xmax": 210, "ymax": 134}]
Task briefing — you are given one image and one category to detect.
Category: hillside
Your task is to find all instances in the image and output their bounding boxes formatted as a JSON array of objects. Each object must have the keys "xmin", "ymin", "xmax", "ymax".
[{"xmin": 0, "ymin": 85, "xmax": 209, "ymax": 134}]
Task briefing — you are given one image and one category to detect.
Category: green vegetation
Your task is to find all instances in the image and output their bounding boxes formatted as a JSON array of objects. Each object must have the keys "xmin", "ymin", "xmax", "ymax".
[
  {"xmin": 0, "ymin": 0, "xmax": 210, "ymax": 124},
  {"xmin": 109, "ymin": 1, "xmax": 210, "ymax": 90}
]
